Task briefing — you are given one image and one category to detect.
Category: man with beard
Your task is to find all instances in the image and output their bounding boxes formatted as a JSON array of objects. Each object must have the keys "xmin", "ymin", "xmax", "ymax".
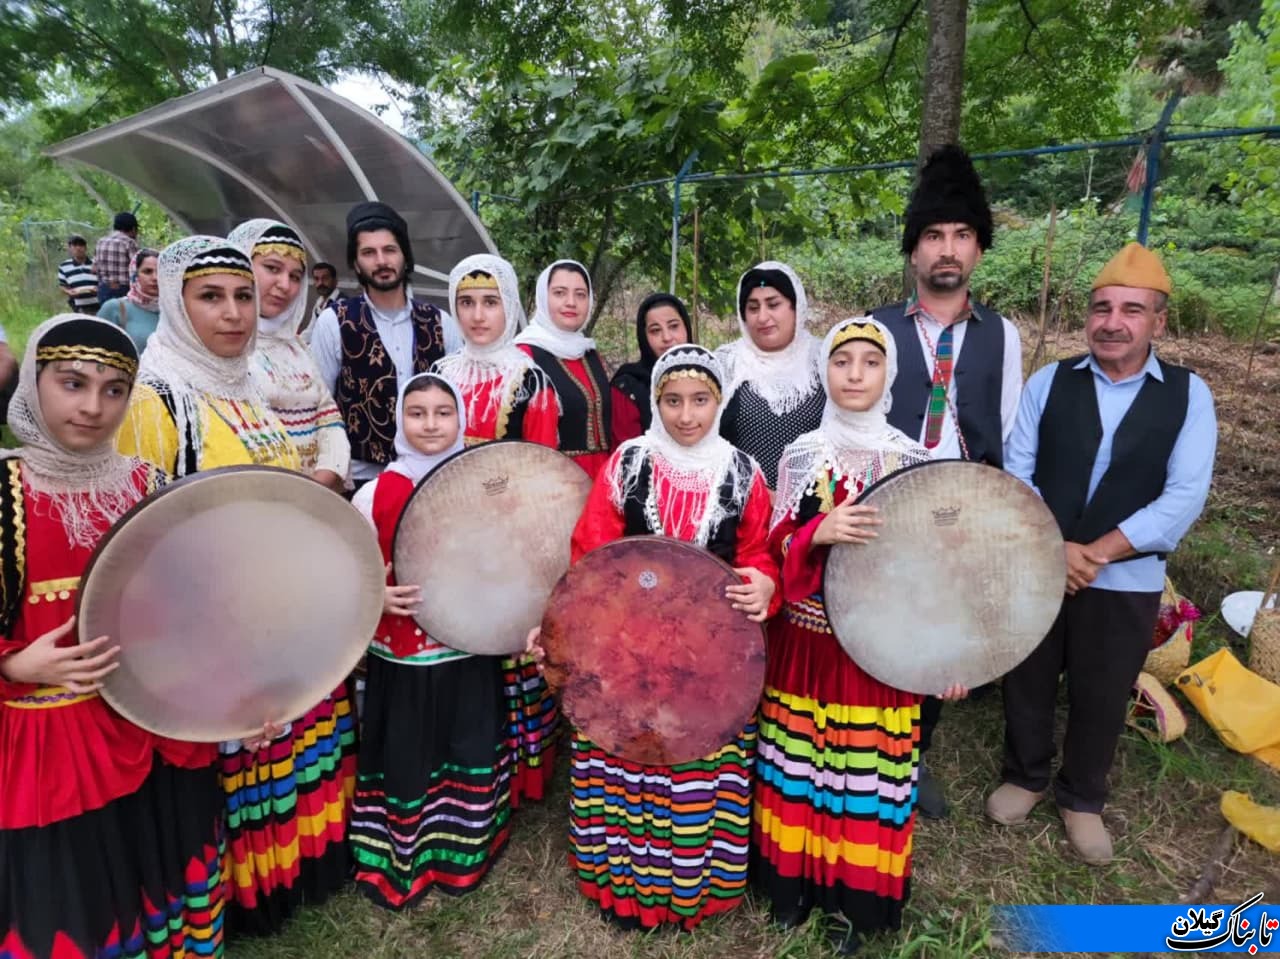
[
  {"xmin": 310, "ymin": 201, "xmax": 462, "ymax": 488},
  {"xmin": 871, "ymin": 144, "xmax": 1023, "ymax": 821},
  {"xmin": 992, "ymin": 244, "xmax": 1215, "ymax": 864}
]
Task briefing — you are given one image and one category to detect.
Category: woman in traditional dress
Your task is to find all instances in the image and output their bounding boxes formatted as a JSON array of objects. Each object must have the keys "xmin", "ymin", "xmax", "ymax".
[
  {"xmin": 116, "ymin": 236, "xmax": 355, "ymax": 935},
  {"xmin": 515, "ymin": 259, "xmax": 613, "ymax": 479},
  {"xmin": 535, "ymin": 344, "xmax": 780, "ymax": 931},
  {"xmin": 752, "ymin": 317, "xmax": 966, "ymax": 955},
  {"xmin": 0, "ymin": 314, "xmax": 226, "ymax": 958},
  {"xmin": 609, "ymin": 292, "xmax": 693, "ymax": 445},
  {"xmin": 97, "ymin": 248, "xmax": 161, "ymax": 354},
  {"xmin": 228, "ymin": 218, "xmax": 350, "ymax": 492},
  {"xmin": 435, "ymin": 254, "xmax": 561, "ymax": 804},
  {"xmin": 431, "ymin": 253, "xmax": 558, "ymax": 448},
  {"xmin": 715, "ymin": 261, "xmax": 825, "ymax": 489},
  {"xmin": 349, "ymin": 373, "xmax": 513, "ymax": 908}
]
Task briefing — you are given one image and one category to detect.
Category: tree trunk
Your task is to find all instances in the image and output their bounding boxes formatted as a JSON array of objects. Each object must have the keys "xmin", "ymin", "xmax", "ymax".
[{"xmin": 917, "ymin": 0, "xmax": 968, "ymax": 164}]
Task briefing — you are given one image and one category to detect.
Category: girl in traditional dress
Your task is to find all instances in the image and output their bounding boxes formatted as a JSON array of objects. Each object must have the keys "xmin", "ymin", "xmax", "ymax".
[
  {"xmin": 0, "ymin": 314, "xmax": 226, "ymax": 958},
  {"xmin": 609, "ymin": 292, "xmax": 693, "ymax": 445},
  {"xmin": 515, "ymin": 259, "xmax": 613, "ymax": 479},
  {"xmin": 752, "ymin": 317, "xmax": 966, "ymax": 955},
  {"xmin": 534, "ymin": 344, "xmax": 780, "ymax": 931},
  {"xmin": 349, "ymin": 373, "xmax": 514, "ymax": 909},
  {"xmin": 715, "ymin": 261, "xmax": 825, "ymax": 489},
  {"xmin": 433, "ymin": 253, "xmax": 561, "ymax": 804},
  {"xmin": 116, "ymin": 236, "xmax": 355, "ymax": 935},
  {"xmin": 228, "ymin": 218, "xmax": 350, "ymax": 492}
]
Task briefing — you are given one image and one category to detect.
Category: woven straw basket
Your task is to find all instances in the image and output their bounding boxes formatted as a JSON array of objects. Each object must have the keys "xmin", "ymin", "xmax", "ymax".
[
  {"xmin": 1247, "ymin": 560, "xmax": 1280, "ymax": 686},
  {"xmin": 1143, "ymin": 577, "xmax": 1193, "ymax": 686}
]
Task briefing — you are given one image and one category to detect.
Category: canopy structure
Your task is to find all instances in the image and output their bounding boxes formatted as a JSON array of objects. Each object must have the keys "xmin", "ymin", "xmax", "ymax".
[{"xmin": 45, "ymin": 67, "xmax": 494, "ymax": 307}]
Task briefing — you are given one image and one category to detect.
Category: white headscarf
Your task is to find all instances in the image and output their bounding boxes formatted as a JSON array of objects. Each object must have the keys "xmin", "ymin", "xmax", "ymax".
[
  {"xmin": 610, "ymin": 345, "xmax": 755, "ymax": 547},
  {"xmin": 513, "ymin": 259, "xmax": 596, "ymax": 360},
  {"xmin": 384, "ymin": 373, "xmax": 468, "ymax": 485},
  {"xmin": 433, "ymin": 253, "xmax": 550, "ymax": 422},
  {"xmin": 1, "ymin": 314, "xmax": 144, "ymax": 547},
  {"xmin": 136, "ymin": 235, "xmax": 273, "ymax": 476},
  {"xmin": 772, "ymin": 316, "xmax": 930, "ymax": 529},
  {"xmin": 227, "ymin": 218, "xmax": 308, "ymax": 339},
  {"xmin": 714, "ymin": 260, "xmax": 822, "ymax": 415}
]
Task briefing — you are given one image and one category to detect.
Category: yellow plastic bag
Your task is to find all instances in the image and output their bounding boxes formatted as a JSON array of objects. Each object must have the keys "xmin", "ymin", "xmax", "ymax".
[
  {"xmin": 1221, "ymin": 791, "xmax": 1280, "ymax": 853},
  {"xmin": 1176, "ymin": 648, "xmax": 1280, "ymax": 770}
]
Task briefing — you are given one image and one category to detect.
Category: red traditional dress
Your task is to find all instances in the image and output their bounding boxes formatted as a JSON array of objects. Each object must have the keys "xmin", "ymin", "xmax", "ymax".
[
  {"xmin": 2, "ymin": 313, "xmax": 225, "ymax": 959},
  {"xmin": 752, "ymin": 316, "xmax": 932, "ymax": 938},
  {"xmin": 565, "ymin": 345, "xmax": 781, "ymax": 931},
  {"xmin": 457, "ymin": 370, "xmax": 558, "ymax": 448}
]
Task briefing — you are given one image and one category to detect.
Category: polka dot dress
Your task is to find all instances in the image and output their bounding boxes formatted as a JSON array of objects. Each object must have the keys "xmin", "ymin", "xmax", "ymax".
[{"xmin": 721, "ymin": 382, "xmax": 826, "ymax": 487}]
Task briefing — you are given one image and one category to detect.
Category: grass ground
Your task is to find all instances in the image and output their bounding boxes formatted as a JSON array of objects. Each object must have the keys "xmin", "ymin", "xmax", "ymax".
[{"xmin": 3, "ymin": 295, "xmax": 1276, "ymax": 957}]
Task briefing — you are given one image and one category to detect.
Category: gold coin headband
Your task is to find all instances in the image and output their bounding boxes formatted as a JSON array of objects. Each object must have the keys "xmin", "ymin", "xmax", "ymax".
[
  {"xmin": 828, "ymin": 320, "xmax": 888, "ymax": 355},
  {"xmin": 656, "ymin": 367, "xmax": 722, "ymax": 403},
  {"xmin": 457, "ymin": 272, "xmax": 500, "ymax": 292},
  {"xmin": 36, "ymin": 344, "xmax": 139, "ymax": 378},
  {"xmin": 253, "ymin": 241, "xmax": 307, "ymax": 264}
]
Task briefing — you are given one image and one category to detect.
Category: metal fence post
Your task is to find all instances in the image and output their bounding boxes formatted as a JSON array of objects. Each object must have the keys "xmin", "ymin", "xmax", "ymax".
[
  {"xmin": 1138, "ymin": 92, "xmax": 1182, "ymax": 247},
  {"xmin": 471, "ymin": 190, "xmax": 481, "ymax": 214},
  {"xmin": 669, "ymin": 152, "xmax": 699, "ymax": 294}
]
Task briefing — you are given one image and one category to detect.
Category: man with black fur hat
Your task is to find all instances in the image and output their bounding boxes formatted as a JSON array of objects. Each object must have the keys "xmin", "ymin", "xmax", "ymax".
[
  {"xmin": 310, "ymin": 201, "xmax": 462, "ymax": 487},
  {"xmin": 870, "ymin": 144, "xmax": 1023, "ymax": 821}
]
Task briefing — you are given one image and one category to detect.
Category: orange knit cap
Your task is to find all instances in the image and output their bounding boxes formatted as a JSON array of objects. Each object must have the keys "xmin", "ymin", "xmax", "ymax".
[{"xmin": 1091, "ymin": 242, "xmax": 1171, "ymax": 294}]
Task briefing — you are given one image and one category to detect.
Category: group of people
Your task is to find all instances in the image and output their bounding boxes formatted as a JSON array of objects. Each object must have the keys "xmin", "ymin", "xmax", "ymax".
[{"xmin": 1, "ymin": 144, "xmax": 1216, "ymax": 958}]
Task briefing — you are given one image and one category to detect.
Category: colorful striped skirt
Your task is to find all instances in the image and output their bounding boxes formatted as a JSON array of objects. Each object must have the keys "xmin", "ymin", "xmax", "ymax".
[
  {"xmin": 568, "ymin": 725, "xmax": 756, "ymax": 931},
  {"xmin": 219, "ymin": 683, "xmax": 356, "ymax": 936},
  {"xmin": 350, "ymin": 653, "xmax": 512, "ymax": 910},
  {"xmin": 752, "ymin": 601, "xmax": 920, "ymax": 934},
  {"xmin": 1, "ymin": 760, "xmax": 225, "ymax": 958},
  {"xmin": 502, "ymin": 654, "xmax": 559, "ymax": 805}
]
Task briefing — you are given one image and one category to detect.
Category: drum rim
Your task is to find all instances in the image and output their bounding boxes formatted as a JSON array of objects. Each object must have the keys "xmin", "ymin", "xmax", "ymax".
[{"xmin": 75, "ymin": 464, "xmax": 382, "ymax": 740}]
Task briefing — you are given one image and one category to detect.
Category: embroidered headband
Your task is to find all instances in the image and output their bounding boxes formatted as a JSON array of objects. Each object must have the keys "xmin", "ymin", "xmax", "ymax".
[
  {"xmin": 35, "ymin": 317, "xmax": 139, "ymax": 378},
  {"xmin": 828, "ymin": 320, "xmax": 888, "ymax": 355},
  {"xmin": 183, "ymin": 246, "xmax": 254, "ymax": 283},
  {"xmin": 252, "ymin": 224, "xmax": 307, "ymax": 264},
  {"xmin": 456, "ymin": 270, "xmax": 500, "ymax": 292}
]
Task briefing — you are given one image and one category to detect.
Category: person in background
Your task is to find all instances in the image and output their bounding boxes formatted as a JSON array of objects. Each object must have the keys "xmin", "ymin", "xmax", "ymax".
[
  {"xmin": 0, "ymin": 325, "xmax": 20, "ymax": 426},
  {"xmin": 94, "ymin": 212, "xmax": 139, "ymax": 304},
  {"xmin": 610, "ymin": 292, "xmax": 693, "ymax": 445},
  {"xmin": 56, "ymin": 235, "xmax": 99, "ymax": 314},
  {"xmin": 303, "ymin": 260, "xmax": 340, "ymax": 342},
  {"xmin": 97, "ymin": 249, "xmax": 161, "ymax": 355}
]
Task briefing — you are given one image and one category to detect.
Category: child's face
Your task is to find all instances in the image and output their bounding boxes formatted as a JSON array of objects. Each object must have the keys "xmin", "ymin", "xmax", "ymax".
[
  {"xmin": 401, "ymin": 385, "xmax": 460, "ymax": 454},
  {"xmin": 656, "ymin": 375, "xmax": 717, "ymax": 447},
  {"xmin": 36, "ymin": 360, "xmax": 133, "ymax": 452}
]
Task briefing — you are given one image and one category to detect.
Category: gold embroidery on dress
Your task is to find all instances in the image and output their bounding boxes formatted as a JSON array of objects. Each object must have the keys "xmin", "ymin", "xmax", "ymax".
[{"xmin": 27, "ymin": 577, "xmax": 80, "ymax": 604}]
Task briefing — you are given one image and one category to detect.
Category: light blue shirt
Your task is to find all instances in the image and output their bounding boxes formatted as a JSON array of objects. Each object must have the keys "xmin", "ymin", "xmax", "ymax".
[{"xmin": 1005, "ymin": 349, "xmax": 1217, "ymax": 593}]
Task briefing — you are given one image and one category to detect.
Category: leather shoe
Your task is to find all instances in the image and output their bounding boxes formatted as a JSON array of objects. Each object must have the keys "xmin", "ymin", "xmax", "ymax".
[
  {"xmin": 1060, "ymin": 808, "xmax": 1113, "ymax": 865},
  {"xmin": 985, "ymin": 783, "xmax": 1046, "ymax": 825}
]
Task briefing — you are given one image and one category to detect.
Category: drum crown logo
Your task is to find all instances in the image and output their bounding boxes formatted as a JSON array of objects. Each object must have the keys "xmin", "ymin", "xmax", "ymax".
[
  {"xmin": 931, "ymin": 505, "xmax": 961, "ymax": 527},
  {"xmin": 482, "ymin": 473, "xmax": 509, "ymax": 496}
]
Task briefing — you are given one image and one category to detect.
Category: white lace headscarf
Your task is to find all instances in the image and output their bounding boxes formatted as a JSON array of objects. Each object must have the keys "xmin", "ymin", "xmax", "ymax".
[
  {"xmin": 772, "ymin": 316, "xmax": 930, "ymax": 530},
  {"xmin": 432, "ymin": 253, "xmax": 551, "ymax": 422},
  {"xmin": 0, "ymin": 314, "xmax": 144, "ymax": 547},
  {"xmin": 136, "ymin": 235, "xmax": 267, "ymax": 476},
  {"xmin": 610, "ymin": 344, "xmax": 756, "ymax": 547},
  {"xmin": 227, "ymin": 218, "xmax": 308, "ymax": 339},
  {"xmin": 714, "ymin": 260, "xmax": 822, "ymax": 415},
  {"xmin": 384, "ymin": 373, "xmax": 468, "ymax": 485},
  {"xmin": 513, "ymin": 259, "xmax": 596, "ymax": 359}
]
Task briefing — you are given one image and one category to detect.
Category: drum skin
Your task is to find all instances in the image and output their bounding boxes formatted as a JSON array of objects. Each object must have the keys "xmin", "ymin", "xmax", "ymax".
[
  {"xmin": 823, "ymin": 460, "xmax": 1066, "ymax": 694},
  {"xmin": 393, "ymin": 440, "xmax": 591, "ymax": 656},
  {"xmin": 77, "ymin": 466, "xmax": 384, "ymax": 742},
  {"xmin": 541, "ymin": 536, "xmax": 766, "ymax": 766}
]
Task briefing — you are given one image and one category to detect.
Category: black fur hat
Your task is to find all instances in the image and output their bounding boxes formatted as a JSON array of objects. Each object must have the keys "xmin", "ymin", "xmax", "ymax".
[{"xmin": 901, "ymin": 145, "xmax": 993, "ymax": 254}]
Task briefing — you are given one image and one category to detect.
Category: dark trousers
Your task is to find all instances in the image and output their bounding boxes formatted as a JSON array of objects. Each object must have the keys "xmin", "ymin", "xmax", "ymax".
[
  {"xmin": 1001, "ymin": 587, "xmax": 1160, "ymax": 813},
  {"xmin": 98, "ymin": 281, "xmax": 128, "ymax": 304},
  {"xmin": 919, "ymin": 696, "xmax": 943, "ymax": 754}
]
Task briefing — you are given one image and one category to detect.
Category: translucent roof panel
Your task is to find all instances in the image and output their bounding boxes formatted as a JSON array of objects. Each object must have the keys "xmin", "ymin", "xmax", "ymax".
[{"xmin": 45, "ymin": 68, "xmax": 495, "ymax": 307}]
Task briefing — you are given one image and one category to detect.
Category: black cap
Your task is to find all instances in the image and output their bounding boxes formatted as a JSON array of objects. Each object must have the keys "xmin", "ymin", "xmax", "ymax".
[
  {"xmin": 346, "ymin": 201, "xmax": 414, "ymax": 275},
  {"xmin": 901, "ymin": 145, "xmax": 993, "ymax": 254}
]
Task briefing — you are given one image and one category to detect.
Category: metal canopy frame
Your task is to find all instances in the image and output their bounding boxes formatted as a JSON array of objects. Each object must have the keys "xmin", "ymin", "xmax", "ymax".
[{"xmin": 45, "ymin": 67, "xmax": 495, "ymax": 307}]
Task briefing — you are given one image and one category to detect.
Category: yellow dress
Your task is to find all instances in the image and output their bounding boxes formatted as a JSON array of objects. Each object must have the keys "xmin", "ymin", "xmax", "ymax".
[{"xmin": 117, "ymin": 383, "xmax": 301, "ymax": 473}]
